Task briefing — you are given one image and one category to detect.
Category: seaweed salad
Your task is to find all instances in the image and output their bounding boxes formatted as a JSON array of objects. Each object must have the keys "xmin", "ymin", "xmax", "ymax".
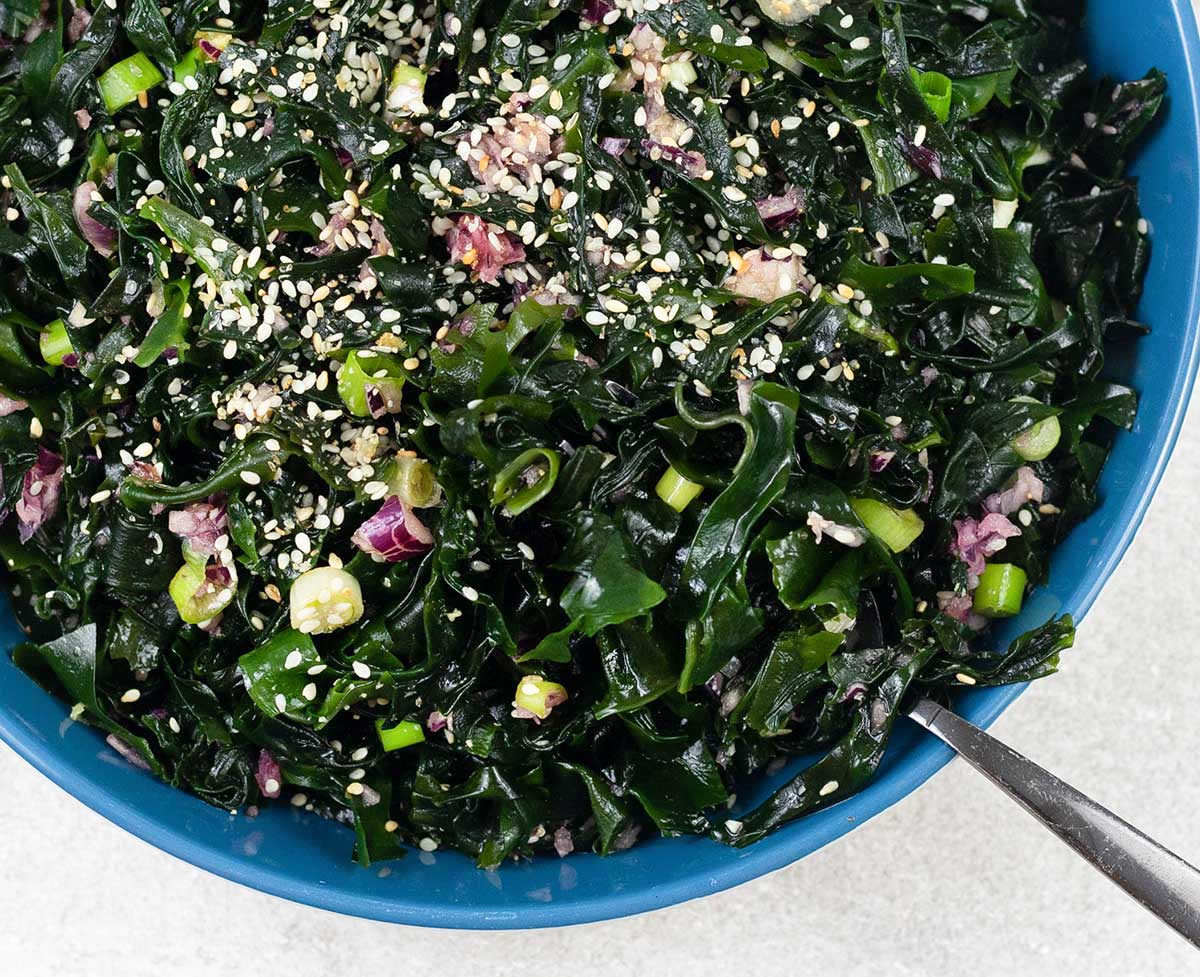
[{"xmin": 0, "ymin": 0, "xmax": 1163, "ymax": 867}]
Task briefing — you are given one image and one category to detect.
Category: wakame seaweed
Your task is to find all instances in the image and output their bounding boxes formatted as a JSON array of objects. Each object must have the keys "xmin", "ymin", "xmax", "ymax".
[{"xmin": 0, "ymin": 0, "xmax": 1161, "ymax": 867}]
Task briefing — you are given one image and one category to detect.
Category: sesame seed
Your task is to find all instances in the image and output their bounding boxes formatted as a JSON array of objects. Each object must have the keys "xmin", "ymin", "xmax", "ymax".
[
  {"xmin": 849, "ymin": 36, "xmax": 870, "ymax": 51},
  {"xmin": 353, "ymin": 661, "xmax": 371, "ymax": 679},
  {"xmin": 819, "ymin": 780, "xmax": 839, "ymax": 796},
  {"xmin": 120, "ymin": 689, "xmax": 141, "ymax": 704},
  {"xmin": 240, "ymin": 470, "xmax": 261, "ymax": 485}
]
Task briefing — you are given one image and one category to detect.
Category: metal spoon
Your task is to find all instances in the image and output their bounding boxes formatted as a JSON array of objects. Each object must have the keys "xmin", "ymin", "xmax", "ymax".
[{"xmin": 908, "ymin": 697, "xmax": 1200, "ymax": 946}]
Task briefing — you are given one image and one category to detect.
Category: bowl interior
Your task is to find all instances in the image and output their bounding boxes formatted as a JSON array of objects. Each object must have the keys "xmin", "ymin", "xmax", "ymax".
[{"xmin": 3, "ymin": 0, "xmax": 1200, "ymax": 930}]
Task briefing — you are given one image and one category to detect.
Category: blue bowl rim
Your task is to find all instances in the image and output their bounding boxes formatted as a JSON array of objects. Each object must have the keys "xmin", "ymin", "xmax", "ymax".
[{"xmin": 3, "ymin": 2, "xmax": 1200, "ymax": 931}]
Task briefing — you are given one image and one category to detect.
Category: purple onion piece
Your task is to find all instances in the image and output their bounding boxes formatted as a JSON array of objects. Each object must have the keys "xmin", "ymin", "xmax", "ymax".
[
  {"xmin": 16, "ymin": 447, "xmax": 64, "ymax": 543},
  {"xmin": 869, "ymin": 450, "xmax": 895, "ymax": 473},
  {"xmin": 167, "ymin": 496, "xmax": 228, "ymax": 558},
  {"xmin": 640, "ymin": 138, "xmax": 707, "ymax": 178},
  {"xmin": 599, "ymin": 135, "xmax": 630, "ymax": 156},
  {"xmin": 897, "ymin": 135, "xmax": 943, "ymax": 179},
  {"xmin": 427, "ymin": 710, "xmax": 449, "ymax": 732},
  {"xmin": 198, "ymin": 38, "xmax": 223, "ymax": 60},
  {"xmin": 581, "ymin": 0, "xmax": 615, "ymax": 24},
  {"xmin": 754, "ymin": 186, "xmax": 805, "ymax": 229},
  {"xmin": 0, "ymin": 393, "xmax": 27, "ymax": 417},
  {"xmin": 106, "ymin": 734, "xmax": 151, "ymax": 770},
  {"xmin": 73, "ymin": 182, "xmax": 117, "ymax": 257},
  {"xmin": 335, "ymin": 147, "xmax": 354, "ymax": 169},
  {"xmin": 446, "ymin": 214, "xmax": 526, "ymax": 284},
  {"xmin": 351, "ymin": 497, "xmax": 434, "ymax": 563},
  {"xmin": 255, "ymin": 750, "xmax": 283, "ymax": 798}
]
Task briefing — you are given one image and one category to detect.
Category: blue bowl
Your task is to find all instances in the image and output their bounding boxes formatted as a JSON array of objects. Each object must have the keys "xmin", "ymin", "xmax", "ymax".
[{"xmin": 3, "ymin": 1, "xmax": 1200, "ymax": 930}]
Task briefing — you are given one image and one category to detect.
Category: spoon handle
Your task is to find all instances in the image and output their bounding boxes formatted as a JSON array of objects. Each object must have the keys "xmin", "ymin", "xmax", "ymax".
[{"xmin": 908, "ymin": 697, "xmax": 1200, "ymax": 946}]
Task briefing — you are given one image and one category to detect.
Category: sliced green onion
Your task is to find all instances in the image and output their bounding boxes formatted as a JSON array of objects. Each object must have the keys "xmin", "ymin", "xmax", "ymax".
[
  {"xmin": 337, "ymin": 350, "xmax": 405, "ymax": 417},
  {"xmin": 972, "ymin": 563, "xmax": 1027, "ymax": 618},
  {"xmin": 655, "ymin": 466, "xmax": 704, "ymax": 512},
  {"xmin": 910, "ymin": 67, "xmax": 953, "ymax": 123},
  {"xmin": 385, "ymin": 63, "xmax": 427, "ymax": 116},
  {"xmin": 513, "ymin": 675, "xmax": 568, "ymax": 720},
  {"xmin": 172, "ymin": 48, "xmax": 204, "ymax": 83},
  {"xmin": 1010, "ymin": 397, "xmax": 1061, "ymax": 461},
  {"xmin": 385, "ymin": 455, "xmax": 441, "ymax": 508},
  {"xmin": 98, "ymin": 53, "xmax": 165, "ymax": 113},
  {"xmin": 375, "ymin": 718, "xmax": 425, "ymax": 751},
  {"xmin": 289, "ymin": 565, "xmax": 363, "ymax": 634},
  {"xmin": 168, "ymin": 557, "xmax": 237, "ymax": 625},
  {"xmin": 849, "ymin": 497, "xmax": 925, "ymax": 553},
  {"xmin": 39, "ymin": 319, "xmax": 74, "ymax": 366},
  {"xmin": 491, "ymin": 447, "xmax": 560, "ymax": 516}
]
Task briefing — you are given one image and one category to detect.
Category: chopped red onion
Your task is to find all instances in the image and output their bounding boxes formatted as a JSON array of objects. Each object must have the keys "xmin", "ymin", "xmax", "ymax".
[
  {"xmin": 462, "ymin": 115, "xmax": 556, "ymax": 191},
  {"xmin": 640, "ymin": 138, "xmax": 707, "ymax": 178},
  {"xmin": 198, "ymin": 38, "xmax": 223, "ymax": 60},
  {"xmin": 937, "ymin": 591, "xmax": 987, "ymax": 630},
  {"xmin": 106, "ymin": 734, "xmax": 151, "ymax": 770},
  {"xmin": 446, "ymin": 214, "xmax": 526, "ymax": 284},
  {"xmin": 840, "ymin": 681, "xmax": 869, "ymax": 703},
  {"xmin": 168, "ymin": 496, "xmax": 228, "ymax": 558},
  {"xmin": 73, "ymin": 182, "xmax": 116, "ymax": 257},
  {"xmin": 600, "ymin": 135, "xmax": 630, "ymax": 156},
  {"xmin": 203, "ymin": 563, "xmax": 234, "ymax": 590},
  {"xmin": 982, "ymin": 466, "xmax": 1045, "ymax": 516},
  {"xmin": 15, "ymin": 447, "xmax": 64, "ymax": 543},
  {"xmin": 869, "ymin": 450, "xmax": 895, "ymax": 473},
  {"xmin": 553, "ymin": 826, "xmax": 574, "ymax": 857},
  {"xmin": 950, "ymin": 512, "xmax": 1021, "ymax": 580},
  {"xmin": 897, "ymin": 135, "xmax": 943, "ymax": 179},
  {"xmin": 365, "ymin": 377, "xmax": 405, "ymax": 418},
  {"xmin": 920, "ymin": 365, "xmax": 939, "ymax": 386},
  {"xmin": 66, "ymin": 6, "xmax": 91, "ymax": 43},
  {"xmin": 426, "ymin": 710, "xmax": 448, "ymax": 732},
  {"xmin": 334, "ymin": 147, "xmax": 354, "ymax": 169},
  {"xmin": 74, "ymin": 107, "xmax": 92, "ymax": 130},
  {"xmin": 0, "ymin": 393, "xmax": 27, "ymax": 417},
  {"xmin": 256, "ymin": 750, "xmax": 283, "ymax": 798},
  {"xmin": 352, "ymin": 497, "xmax": 434, "ymax": 562},
  {"xmin": 581, "ymin": 0, "xmax": 615, "ymax": 24},
  {"xmin": 754, "ymin": 186, "xmax": 805, "ymax": 228},
  {"xmin": 198, "ymin": 613, "xmax": 224, "ymax": 635}
]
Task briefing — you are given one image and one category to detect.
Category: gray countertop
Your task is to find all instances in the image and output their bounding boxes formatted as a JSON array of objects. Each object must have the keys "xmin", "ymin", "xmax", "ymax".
[{"xmin": 4, "ymin": 397, "xmax": 1197, "ymax": 975}]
